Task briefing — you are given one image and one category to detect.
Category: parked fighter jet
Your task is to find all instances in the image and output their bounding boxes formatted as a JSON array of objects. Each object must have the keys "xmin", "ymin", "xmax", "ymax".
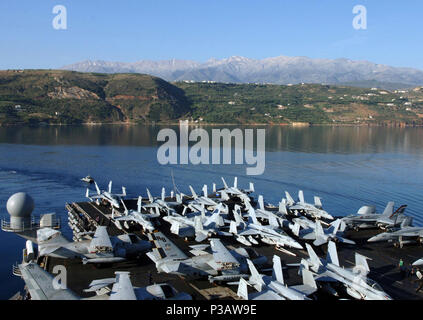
[
  {"xmin": 17, "ymin": 263, "xmax": 190, "ymax": 300},
  {"xmin": 302, "ymin": 241, "xmax": 391, "ymax": 300},
  {"xmin": 163, "ymin": 204, "xmax": 231, "ymax": 242},
  {"xmin": 112, "ymin": 197, "xmax": 158, "ymax": 232},
  {"xmin": 237, "ymin": 255, "xmax": 317, "ymax": 300},
  {"xmin": 37, "ymin": 226, "xmax": 151, "ymax": 264},
  {"xmin": 285, "ymin": 190, "xmax": 334, "ymax": 220},
  {"xmin": 219, "ymin": 177, "xmax": 255, "ymax": 197},
  {"xmin": 255, "ymin": 195, "xmax": 290, "ymax": 225},
  {"xmin": 187, "ymin": 185, "xmax": 220, "ymax": 208},
  {"xmin": 367, "ymin": 217, "xmax": 422, "ymax": 247},
  {"xmin": 17, "ymin": 262, "xmax": 80, "ymax": 300},
  {"xmin": 146, "ymin": 232, "xmax": 255, "ymax": 283},
  {"xmin": 84, "ymin": 271, "xmax": 192, "ymax": 300},
  {"xmin": 143, "ymin": 188, "xmax": 182, "ymax": 214},
  {"xmin": 293, "ymin": 219, "xmax": 355, "ymax": 246},
  {"xmin": 86, "ymin": 181, "xmax": 126, "ymax": 209},
  {"xmin": 342, "ymin": 202, "xmax": 408, "ymax": 231},
  {"xmin": 230, "ymin": 207, "xmax": 303, "ymax": 255}
]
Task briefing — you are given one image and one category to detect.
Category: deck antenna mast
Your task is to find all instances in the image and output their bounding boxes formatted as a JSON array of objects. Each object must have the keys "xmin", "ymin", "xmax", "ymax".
[{"xmin": 170, "ymin": 169, "xmax": 181, "ymax": 195}]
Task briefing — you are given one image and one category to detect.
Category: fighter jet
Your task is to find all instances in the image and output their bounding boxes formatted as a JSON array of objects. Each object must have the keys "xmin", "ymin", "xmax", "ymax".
[
  {"xmin": 219, "ymin": 177, "xmax": 255, "ymax": 197},
  {"xmin": 16, "ymin": 262, "xmax": 80, "ymax": 300},
  {"xmin": 16, "ymin": 263, "xmax": 190, "ymax": 300},
  {"xmin": 293, "ymin": 219, "xmax": 355, "ymax": 246},
  {"xmin": 302, "ymin": 241, "xmax": 391, "ymax": 300},
  {"xmin": 112, "ymin": 197, "xmax": 158, "ymax": 232},
  {"xmin": 86, "ymin": 181, "xmax": 126, "ymax": 209},
  {"xmin": 146, "ymin": 232, "xmax": 255, "ymax": 283},
  {"xmin": 230, "ymin": 207, "xmax": 303, "ymax": 255},
  {"xmin": 187, "ymin": 185, "xmax": 220, "ymax": 208},
  {"xmin": 143, "ymin": 188, "xmax": 182, "ymax": 214},
  {"xmin": 254, "ymin": 195, "xmax": 290, "ymax": 226},
  {"xmin": 84, "ymin": 271, "xmax": 192, "ymax": 300},
  {"xmin": 367, "ymin": 217, "xmax": 422, "ymax": 247},
  {"xmin": 237, "ymin": 255, "xmax": 317, "ymax": 300},
  {"xmin": 163, "ymin": 204, "xmax": 231, "ymax": 242},
  {"xmin": 342, "ymin": 202, "xmax": 408, "ymax": 231},
  {"xmin": 285, "ymin": 190, "xmax": 334, "ymax": 220},
  {"xmin": 36, "ymin": 226, "xmax": 151, "ymax": 264}
]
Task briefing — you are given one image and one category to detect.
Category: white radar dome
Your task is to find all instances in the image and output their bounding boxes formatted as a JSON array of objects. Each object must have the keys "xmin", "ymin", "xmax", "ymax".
[{"xmin": 6, "ymin": 193, "xmax": 34, "ymax": 217}]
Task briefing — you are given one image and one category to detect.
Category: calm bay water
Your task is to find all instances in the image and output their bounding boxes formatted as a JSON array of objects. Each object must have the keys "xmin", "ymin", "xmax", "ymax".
[{"xmin": 0, "ymin": 125, "xmax": 422, "ymax": 299}]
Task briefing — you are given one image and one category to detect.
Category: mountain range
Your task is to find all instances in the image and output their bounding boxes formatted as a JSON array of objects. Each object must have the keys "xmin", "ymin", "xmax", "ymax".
[{"xmin": 62, "ymin": 56, "xmax": 423, "ymax": 89}]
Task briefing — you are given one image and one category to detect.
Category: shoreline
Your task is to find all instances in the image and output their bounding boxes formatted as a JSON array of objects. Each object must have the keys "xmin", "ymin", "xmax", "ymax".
[{"xmin": 0, "ymin": 121, "xmax": 422, "ymax": 128}]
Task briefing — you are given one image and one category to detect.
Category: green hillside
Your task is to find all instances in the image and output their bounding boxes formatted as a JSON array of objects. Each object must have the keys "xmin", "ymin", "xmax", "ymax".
[
  {"xmin": 0, "ymin": 70, "xmax": 190, "ymax": 125},
  {"xmin": 0, "ymin": 69, "xmax": 422, "ymax": 126}
]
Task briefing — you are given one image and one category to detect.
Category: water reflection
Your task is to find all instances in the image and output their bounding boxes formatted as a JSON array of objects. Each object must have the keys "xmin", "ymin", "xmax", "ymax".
[{"xmin": 0, "ymin": 125, "xmax": 422, "ymax": 154}]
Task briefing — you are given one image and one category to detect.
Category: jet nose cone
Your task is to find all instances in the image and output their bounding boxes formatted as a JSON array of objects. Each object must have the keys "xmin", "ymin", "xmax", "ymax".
[
  {"xmin": 367, "ymin": 236, "xmax": 379, "ymax": 243},
  {"xmin": 293, "ymin": 241, "xmax": 303, "ymax": 249},
  {"xmin": 413, "ymin": 259, "xmax": 423, "ymax": 266}
]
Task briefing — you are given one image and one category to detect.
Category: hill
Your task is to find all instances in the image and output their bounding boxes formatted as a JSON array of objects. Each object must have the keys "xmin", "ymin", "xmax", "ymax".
[
  {"xmin": 1, "ymin": 70, "xmax": 423, "ymax": 126},
  {"xmin": 0, "ymin": 70, "xmax": 190, "ymax": 125}
]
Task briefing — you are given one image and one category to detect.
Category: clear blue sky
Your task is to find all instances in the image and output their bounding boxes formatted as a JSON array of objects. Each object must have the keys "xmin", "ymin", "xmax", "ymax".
[{"xmin": 1, "ymin": 0, "xmax": 422, "ymax": 69}]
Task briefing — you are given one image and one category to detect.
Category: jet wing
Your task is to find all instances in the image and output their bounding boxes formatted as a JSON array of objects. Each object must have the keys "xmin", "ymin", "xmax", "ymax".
[
  {"xmin": 238, "ymin": 228, "xmax": 261, "ymax": 236},
  {"xmin": 148, "ymin": 232, "xmax": 189, "ymax": 260},
  {"xmin": 89, "ymin": 226, "xmax": 113, "ymax": 252},
  {"xmin": 37, "ymin": 228, "xmax": 71, "ymax": 256},
  {"xmin": 209, "ymin": 238, "xmax": 239, "ymax": 270},
  {"xmin": 18, "ymin": 262, "xmax": 79, "ymax": 300},
  {"xmin": 109, "ymin": 272, "xmax": 137, "ymax": 300},
  {"xmin": 314, "ymin": 270, "xmax": 344, "ymax": 283},
  {"xmin": 84, "ymin": 278, "xmax": 116, "ymax": 292},
  {"xmin": 291, "ymin": 285, "xmax": 317, "ymax": 296},
  {"xmin": 249, "ymin": 290, "xmax": 285, "ymax": 300}
]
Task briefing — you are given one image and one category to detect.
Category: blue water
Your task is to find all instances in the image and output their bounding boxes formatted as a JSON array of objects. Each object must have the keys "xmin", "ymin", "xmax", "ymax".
[{"xmin": 0, "ymin": 125, "xmax": 422, "ymax": 299}]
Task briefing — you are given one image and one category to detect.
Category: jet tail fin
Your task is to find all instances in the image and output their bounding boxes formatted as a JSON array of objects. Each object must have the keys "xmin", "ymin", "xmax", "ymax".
[
  {"xmin": 305, "ymin": 243, "xmax": 321, "ymax": 267},
  {"xmin": 401, "ymin": 216, "xmax": 413, "ymax": 228},
  {"xmin": 237, "ymin": 278, "xmax": 249, "ymax": 300},
  {"xmin": 233, "ymin": 177, "xmax": 238, "ymax": 189},
  {"xmin": 258, "ymin": 195, "xmax": 265, "ymax": 210},
  {"xmin": 202, "ymin": 185, "xmax": 208, "ymax": 198},
  {"xmin": 248, "ymin": 207, "xmax": 260, "ymax": 225},
  {"xmin": 248, "ymin": 182, "xmax": 255, "ymax": 193},
  {"xmin": 161, "ymin": 188, "xmax": 165, "ymax": 201},
  {"xmin": 137, "ymin": 196, "xmax": 142, "ymax": 213},
  {"xmin": 382, "ymin": 201, "xmax": 395, "ymax": 217},
  {"xmin": 302, "ymin": 268, "xmax": 317, "ymax": 290},
  {"xmin": 220, "ymin": 190, "xmax": 230, "ymax": 201},
  {"xmin": 189, "ymin": 185, "xmax": 198, "ymax": 199},
  {"xmin": 230, "ymin": 221, "xmax": 238, "ymax": 235},
  {"xmin": 94, "ymin": 182, "xmax": 101, "ymax": 195},
  {"xmin": 298, "ymin": 190, "xmax": 305, "ymax": 204},
  {"xmin": 221, "ymin": 177, "xmax": 229, "ymax": 189},
  {"xmin": 146, "ymin": 188, "xmax": 154, "ymax": 203},
  {"xmin": 314, "ymin": 196, "xmax": 322, "ymax": 209},
  {"xmin": 326, "ymin": 241, "xmax": 339, "ymax": 267},
  {"xmin": 355, "ymin": 253, "xmax": 370, "ymax": 275},
  {"xmin": 272, "ymin": 255, "xmax": 284, "ymax": 284},
  {"xmin": 247, "ymin": 259, "xmax": 263, "ymax": 289},
  {"xmin": 279, "ymin": 199, "xmax": 288, "ymax": 215},
  {"xmin": 108, "ymin": 181, "xmax": 112, "ymax": 193},
  {"xmin": 285, "ymin": 191, "xmax": 295, "ymax": 205}
]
